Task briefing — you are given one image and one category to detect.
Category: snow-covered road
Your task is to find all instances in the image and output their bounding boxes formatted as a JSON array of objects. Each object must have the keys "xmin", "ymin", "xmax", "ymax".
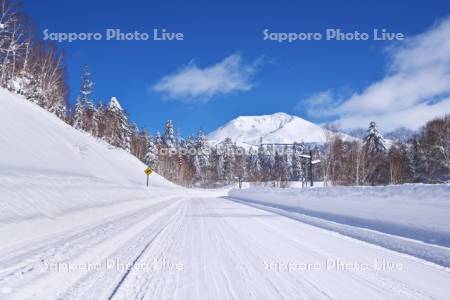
[{"xmin": 1, "ymin": 194, "xmax": 450, "ymax": 299}]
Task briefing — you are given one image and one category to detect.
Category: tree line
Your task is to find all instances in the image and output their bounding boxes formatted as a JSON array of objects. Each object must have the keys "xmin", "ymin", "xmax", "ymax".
[
  {"xmin": 72, "ymin": 71, "xmax": 449, "ymax": 188},
  {"xmin": 0, "ymin": 0, "xmax": 68, "ymax": 119},
  {"xmin": 65, "ymin": 65, "xmax": 320, "ymax": 187},
  {"xmin": 323, "ymin": 118, "xmax": 449, "ymax": 186}
]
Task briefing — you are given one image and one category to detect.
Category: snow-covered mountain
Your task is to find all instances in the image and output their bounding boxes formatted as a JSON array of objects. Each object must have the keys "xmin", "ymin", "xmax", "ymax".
[{"xmin": 207, "ymin": 112, "xmax": 350, "ymax": 146}]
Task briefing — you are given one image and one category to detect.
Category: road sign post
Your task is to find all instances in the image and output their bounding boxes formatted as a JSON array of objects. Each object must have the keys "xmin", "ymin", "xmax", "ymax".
[{"xmin": 144, "ymin": 167, "xmax": 153, "ymax": 187}]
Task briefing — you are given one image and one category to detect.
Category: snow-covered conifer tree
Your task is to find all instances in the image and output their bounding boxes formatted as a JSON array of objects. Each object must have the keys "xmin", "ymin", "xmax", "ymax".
[
  {"xmin": 144, "ymin": 134, "xmax": 158, "ymax": 170},
  {"xmin": 363, "ymin": 122, "xmax": 387, "ymax": 154},
  {"xmin": 95, "ymin": 101, "xmax": 107, "ymax": 138},
  {"xmin": 246, "ymin": 150, "xmax": 260, "ymax": 181},
  {"xmin": 273, "ymin": 150, "xmax": 285, "ymax": 184},
  {"xmin": 73, "ymin": 96, "xmax": 84, "ymax": 129},
  {"xmin": 164, "ymin": 120, "xmax": 175, "ymax": 149},
  {"xmin": 79, "ymin": 65, "xmax": 97, "ymax": 134},
  {"xmin": 105, "ymin": 97, "xmax": 131, "ymax": 151},
  {"xmin": 80, "ymin": 64, "xmax": 94, "ymax": 105},
  {"xmin": 217, "ymin": 137, "xmax": 236, "ymax": 183},
  {"xmin": 73, "ymin": 65, "xmax": 97, "ymax": 134},
  {"xmin": 257, "ymin": 144, "xmax": 266, "ymax": 181},
  {"xmin": 291, "ymin": 143, "xmax": 304, "ymax": 181},
  {"xmin": 155, "ymin": 132, "xmax": 163, "ymax": 148},
  {"xmin": 363, "ymin": 121, "xmax": 389, "ymax": 185},
  {"xmin": 194, "ymin": 129, "xmax": 210, "ymax": 183}
]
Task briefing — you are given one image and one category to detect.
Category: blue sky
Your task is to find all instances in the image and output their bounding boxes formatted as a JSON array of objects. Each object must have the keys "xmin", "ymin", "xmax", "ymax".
[{"xmin": 23, "ymin": 0, "xmax": 450, "ymax": 134}]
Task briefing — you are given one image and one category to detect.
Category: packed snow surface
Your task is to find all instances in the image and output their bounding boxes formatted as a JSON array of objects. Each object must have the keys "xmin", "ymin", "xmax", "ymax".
[{"xmin": 2, "ymin": 195, "xmax": 450, "ymax": 299}]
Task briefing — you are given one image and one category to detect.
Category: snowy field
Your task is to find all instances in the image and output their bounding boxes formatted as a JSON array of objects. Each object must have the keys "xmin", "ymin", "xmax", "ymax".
[{"xmin": 1, "ymin": 88, "xmax": 450, "ymax": 299}]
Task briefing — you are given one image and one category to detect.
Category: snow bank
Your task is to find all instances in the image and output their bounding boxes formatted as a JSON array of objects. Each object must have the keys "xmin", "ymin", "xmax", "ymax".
[
  {"xmin": 0, "ymin": 88, "xmax": 179, "ymax": 223},
  {"xmin": 0, "ymin": 174, "xmax": 176, "ymax": 224},
  {"xmin": 229, "ymin": 184, "xmax": 450, "ymax": 248}
]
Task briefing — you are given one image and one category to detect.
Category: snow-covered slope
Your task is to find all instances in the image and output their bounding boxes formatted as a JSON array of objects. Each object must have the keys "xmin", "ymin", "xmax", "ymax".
[
  {"xmin": 207, "ymin": 112, "xmax": 351, "ymax": 146},
  {"xmin": 0, "ymin": 88, "xmax": 171, "ymax": 187},
  {"xmin": 0, "ymin": 88, "xmax": 177, "ymax": 222}
]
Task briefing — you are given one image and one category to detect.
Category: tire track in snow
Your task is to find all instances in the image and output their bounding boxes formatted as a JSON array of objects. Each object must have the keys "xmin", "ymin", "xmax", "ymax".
[
  {"xmin": 2, "ymin": 197, "xmax": 183, "ymax": 299},
  {"xmin": 107, "ymin": 226, "xmax": 166, "ymax": 300},
  {"xmin": 54, "ymin": 200, "xmax": 185, "ymax": 300},
  {"xmin": 204, "ymin": 199, "xmax": 332, "ymax": 299},
  {"xmin": 115, "ymin": 200, "xmax": 189, "ymax": 299}
]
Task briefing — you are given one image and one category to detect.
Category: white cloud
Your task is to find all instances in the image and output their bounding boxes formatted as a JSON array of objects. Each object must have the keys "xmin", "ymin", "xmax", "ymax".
[
  {"xmin": 152, "ymin": 53, "xmax": 259, "ymax": 102},
  {"xmin": 298, "ymin": 89, "xmax": 351, "ymax": 118},
  {"xmin": 303, "ymin": 17, "xmax": 450, "ymax": 131},
  {"xmin": 300, "ymin": 90, "xmax": 335, "ymax": 117}
]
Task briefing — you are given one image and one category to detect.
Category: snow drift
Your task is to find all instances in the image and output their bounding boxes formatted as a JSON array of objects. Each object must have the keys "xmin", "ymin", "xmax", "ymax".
[{"xmin": 0, "ymin": 88, "xmax": 177, "ymax": 222}]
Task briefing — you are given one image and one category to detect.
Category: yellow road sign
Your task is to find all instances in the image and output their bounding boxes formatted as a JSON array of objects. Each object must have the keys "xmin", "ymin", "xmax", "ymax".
[{"xmin": 144, "ymin": 167, "xmax": 153, "ymax": 176}]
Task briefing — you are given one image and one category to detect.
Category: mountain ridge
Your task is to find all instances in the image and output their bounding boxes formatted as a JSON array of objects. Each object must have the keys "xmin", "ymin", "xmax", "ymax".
[{"xmin": 207, "ymin": 112, "xmax": 350, "ymax": 146}]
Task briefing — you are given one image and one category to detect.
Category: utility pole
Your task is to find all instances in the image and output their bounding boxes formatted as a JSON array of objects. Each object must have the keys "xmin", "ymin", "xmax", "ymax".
[
  {"xmin": 303, "ymin": 161, "xmax": 307, "ymax": 187},
  {"xmin": 309, "ymin": 150, "xmax": 313, "ymax": 187},
  {"xmin": 177, "ymin": 154, "xmax": 183, "ymax": 185}
]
